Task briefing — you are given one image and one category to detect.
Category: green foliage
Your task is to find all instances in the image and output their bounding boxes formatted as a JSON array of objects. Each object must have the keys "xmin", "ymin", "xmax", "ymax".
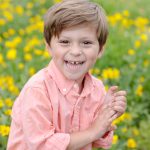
[{"xmin": 0, "ymin": 0, "xmax": 150, "ymax": 149}]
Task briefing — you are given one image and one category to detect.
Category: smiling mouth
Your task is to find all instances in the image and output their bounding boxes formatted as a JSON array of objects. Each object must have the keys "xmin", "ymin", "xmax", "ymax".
[
  {"xmin": 64, "ymin": 60, "xmax": 85, "ymax": 71},
  {"xmin": 65, "ymin": 60, "xmax": 85, "ymax": 65}
]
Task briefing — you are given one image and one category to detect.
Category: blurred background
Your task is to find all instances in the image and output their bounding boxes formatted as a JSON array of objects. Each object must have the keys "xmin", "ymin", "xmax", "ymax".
[{"xmin": 0, "ymin": 0, "xmax": 150, "ymax": 149}]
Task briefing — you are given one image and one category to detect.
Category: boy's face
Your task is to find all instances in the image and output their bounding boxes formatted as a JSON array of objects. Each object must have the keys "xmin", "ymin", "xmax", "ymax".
[{"xmin": 47, "ymin": 24, "xmax": 102, "ymax": 83}]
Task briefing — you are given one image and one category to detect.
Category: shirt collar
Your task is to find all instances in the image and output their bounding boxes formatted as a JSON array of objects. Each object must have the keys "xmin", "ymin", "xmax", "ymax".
[{"xmin": 47, "ymin": 59, "xmax": 96, "ymax": 97}]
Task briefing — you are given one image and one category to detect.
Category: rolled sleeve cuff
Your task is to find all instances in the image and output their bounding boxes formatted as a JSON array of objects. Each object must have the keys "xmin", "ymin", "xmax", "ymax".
[{"xmin": 47, "ymin": 133, "xmax": 70, "ymax": 150}]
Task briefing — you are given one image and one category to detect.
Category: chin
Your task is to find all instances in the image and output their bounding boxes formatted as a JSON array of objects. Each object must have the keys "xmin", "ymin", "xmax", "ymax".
[{"xmin": 64, "ymin": 72, "xmax": 85, "ymax": 81}]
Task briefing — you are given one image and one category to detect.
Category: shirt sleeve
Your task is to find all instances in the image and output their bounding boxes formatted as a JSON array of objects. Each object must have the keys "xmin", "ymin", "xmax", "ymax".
[
  {"xmin": 21, "ymin": 87, "xmax": 70, "ymax": 150},
  {"xmin": 92, "ymin": 131, "xmax": 113, "ymax": 149}
]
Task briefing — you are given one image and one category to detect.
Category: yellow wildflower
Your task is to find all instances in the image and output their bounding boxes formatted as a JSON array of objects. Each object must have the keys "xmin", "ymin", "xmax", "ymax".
[
  {"xmin": 122, "ymin": 10, "xmax": 130, "ymax": 17},
  {"xmin": 7, "ymin": 76, "xmax": 14, "ymax": 86},
  {"xmin": 3, "ymin": 11, "xmax": 13, "ymax": 21},
  {"xmin": 6, "ymin": 49, "xmax": 17, "ymax": 60},
  {"xmin": 102, "ymin": 68, "xmax": 120, "ymax": 80},
  {"xmin": 105, "ymin": 85, "xmax": 109, "ymax": 91},
  {"xmin": 0, "ymin": 37, "xmax": 2, "ymax": 43},
  {"xmin": 132, "ymin": 128, "xmax": 140, "ymax": 136},
  {"xmin": 15, "ymin": 5, "xmax": 24, "ymax": 15},
  {"xmin": 121, "ymin": 127, "xmax": 127, "ymax": 133},
  {"xmin": 113, "ymin": 135, "xmax": 118, "ymax": 144},
  {"xmin": 13, "ymin": 37, "xmax": 22, "ymax": 45},
  {"xmin": 129, "ymin": 63, "xmax": 136, "ymax": 69},
  {"xmin": 43, "ymin": 50, "xmax": 50, "ymax": 58},
  {"xmin": 3, "ymin": 32, "xmax": 9, "ymax": 38},
  {"xmin": 18, "ymin": 63, "xmax": 24, "ymax": 69},
  {"xmin": 147, "ymin": 49, "xmax": 150, "ymax": 55},
  {"xmin": 34, "ymin": 49, "xmax": 43, "ymax": 56},
  {"xmin": 123, "ymin": 112, "xmax": 132, "ymax": 120},
  {"xmin": 113, "ymin": 112, "xmax": 132, "ymax": 125},
  {"xmin": 8, "ymin": 28, "xmax": 15, "ymax": 36},
  {"xmin": 4, "ymin": 109, "xmax": 12, "ymax": 116},
  {"xmin": 134, "ymin": 17, "xmax": 149, "ymax": 28},
  {"xmin": 53, "ymin": 0, "xmax": 62, "ymax": 3},
  {"xmin": 27, "ymin": 2, "xmax": 33, "ymax": 9},
  {"xmin": 134, "ymin": 40, "xmax": 141, "ymax": 48},
  {"xmin": 108, "ymin": 16, "xmax": 117, "ymax": 26},
  {"xmin": 29, "ymin": 67, "xmax": 36, "ymax": 76},
  {"xmin": 122, "ymin": 18, "xmax": 130, "ymax": 28},
  {"xmin": 24, "ymin": 53, "xmax": 32, "ymax": 61},
  {"xmin": 8, "ymin": 85, "xmax": 19, "ymax": 95},
  {"xmin": 19, "ymin": 29, "xmax": 25, "ymax": 35},
  {"xmin": 0, "ymin": 100, "xmax": 4, "ymax": 108},
  {"xmin": 140, "ymin": 34, "xmax": 148, "ymax": 42},
  {"xmin": 5, "ymin": 98, "xmax": 13, "ymax": 107},
  {"xmin": 89, "ymin": 69, "xmax": 93, "ymax": 74},
  {"xmin": 127, "ymin": 138, "xmax": 137, "ymax": 148},
  {"xmin": 114, "ymin": 13, "xmax": 122, "ymax": 21},
  {"xmin": 0, "ymin": 54, "xmax": 4, "ymax": 64},
  {"xmin": 0, "ymin": 19, "xmax": 5, "ymax": 26},
  {"xmin": 93, "ymin": 68, "xmax": 100, "ymax": 75},
  {"xmin": 5, "ymin": 37, "xmax": 22, "ymax": 48},
  {"xmin": 139, "ymin": 76, "xmax": 145, "ymax": 83},
  {"xmin": 128, "ymin": 49, "xmax": 135, "ymax": 55},
  {"xmin": 135, "ymin": 84, "xmax": 143, "ymax": 97},
  {"xmin": 0, "ymin": 125, "xmax": 10, "ymax": 136},
  {"xmin": 143, "ymin": 60, "xmax": 149, "ymax": 67}
]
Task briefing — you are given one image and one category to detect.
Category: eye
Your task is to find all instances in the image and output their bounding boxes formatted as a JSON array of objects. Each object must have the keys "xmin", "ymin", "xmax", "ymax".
[
  {"xmin": 83, "ymin": 41, "xmax": 92, "ymax": 45},
  {"xmin": 59, "ymin": 40, "xmax": 70, "ymax": 45},
  {"xmin": 82, "ymin": 41, "xmax": 92, "ymax": 48}
]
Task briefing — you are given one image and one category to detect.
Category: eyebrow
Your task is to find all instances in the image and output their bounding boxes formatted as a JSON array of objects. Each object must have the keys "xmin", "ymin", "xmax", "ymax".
[{"xmin": 59, "ymin": 36, "xmax": 95, "ymax": 40}]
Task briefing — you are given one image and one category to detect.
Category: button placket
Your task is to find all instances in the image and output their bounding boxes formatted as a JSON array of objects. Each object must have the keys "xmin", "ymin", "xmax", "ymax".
[{"xmin": 72, "ymin": 98, "xmax": 82, "ymax": 131}]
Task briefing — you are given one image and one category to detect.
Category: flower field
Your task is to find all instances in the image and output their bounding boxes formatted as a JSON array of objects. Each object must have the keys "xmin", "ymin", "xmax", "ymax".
[{"xmin": 0, "ymin": 0, "xmax": 150, "ymax": 149}]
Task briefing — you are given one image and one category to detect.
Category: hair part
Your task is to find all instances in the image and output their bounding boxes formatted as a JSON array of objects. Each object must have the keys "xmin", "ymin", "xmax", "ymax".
[{"xmin": 44, "ymin": 0, "xmax": 108, "ymax": 48}]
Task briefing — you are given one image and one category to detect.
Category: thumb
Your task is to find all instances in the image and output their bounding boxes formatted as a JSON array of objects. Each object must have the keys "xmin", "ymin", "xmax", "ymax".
[
  {"xmin": 104, "ymin": 86, "xmax": 118, "ymax": 104},
  {"xmin": 107, "ymin": 86, "xmax": 118, "ymax": 95},
  {"xmin": 108, "ymin": 125, "xmax": 117, "ymax": 131}
]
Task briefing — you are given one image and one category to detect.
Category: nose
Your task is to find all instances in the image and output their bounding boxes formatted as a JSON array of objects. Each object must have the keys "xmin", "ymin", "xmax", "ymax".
[{"xmin": 70, "ymin": 44, "xmax": 82, "ymax": 56}]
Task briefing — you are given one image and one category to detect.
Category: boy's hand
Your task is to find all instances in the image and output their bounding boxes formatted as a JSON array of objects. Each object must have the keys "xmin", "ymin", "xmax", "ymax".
[
  {"xmin": 90, "ymin": 103, "xmax": 118, "ymax": 140},
  {"xmin": 89, "ymin": 86, "xmax": 127, "ymax": 140},
  {"xmin": 105, "ymin": 86, "xmax": 127, "ymax": 118},
  {"xmin": 111, "ymin": 88, "xmax": 127, "ymax": 118}
]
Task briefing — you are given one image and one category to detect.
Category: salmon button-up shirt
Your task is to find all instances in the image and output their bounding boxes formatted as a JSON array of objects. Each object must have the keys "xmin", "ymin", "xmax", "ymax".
[{"xmin": 7, "ymin": 60, "xmax": 113, "ymax": 150}]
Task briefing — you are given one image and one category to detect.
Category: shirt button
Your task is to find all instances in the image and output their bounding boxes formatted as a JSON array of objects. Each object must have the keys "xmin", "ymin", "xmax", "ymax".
[
  {"xmin": 63, "ymin": 88, "xmax": 67, "ymax": 92},
  {"xmin": 73, "ymin": 83, "xmax": 78, "ymax": 88}
]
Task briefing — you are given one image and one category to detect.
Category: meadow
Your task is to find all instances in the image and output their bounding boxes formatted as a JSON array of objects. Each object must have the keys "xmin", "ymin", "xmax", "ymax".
[{"xmin": 0, "ymin": 0, "xmax": 150, "ymax": 149}]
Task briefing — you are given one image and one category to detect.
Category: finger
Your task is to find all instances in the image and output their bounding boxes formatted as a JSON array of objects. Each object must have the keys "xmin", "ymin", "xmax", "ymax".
[
  {"xmin": 110, "ymin": 125, "xmax": 117, "ymax": 131},
  {"xmin": 111, "ymin": 100, "xmax": 126, "ymax": 108},
  {"xmin": 109, "ymin": 113, "xmax": 118, "ymax": 123},
  {"xmin": 114, "ymin": 91, "xmax": 127, "ymax": 97},
  {"xmin": 108, "ymin": 124, "xmax": 117, "ymax": 131},
  {"xmin": 107, "ymin": 86, "xmax": 118, "ymax": 95},
  {"xmin": 108, "ymin": 109, "xmax": 116, "ymax": 117},
  {"xmin": 114, "ymin": 96, "xmax": 127, "ymax": 102},
  {"xmin": 113, "ymin": 105, "xmax": 126, "ymax": 113},
  {"xmin": 104, "ymin": 86, "xmax": 118, "ymax": 104}
]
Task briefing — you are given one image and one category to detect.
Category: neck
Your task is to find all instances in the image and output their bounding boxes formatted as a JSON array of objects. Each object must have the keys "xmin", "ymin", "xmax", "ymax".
[{"xmin": 75, "ymin": 76, "xmax": 85, "ymax": 94}]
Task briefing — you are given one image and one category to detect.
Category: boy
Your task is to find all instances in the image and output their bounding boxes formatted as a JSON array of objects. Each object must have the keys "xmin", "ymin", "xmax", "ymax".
[{"xmin": 7, "ymin": 0, "xmax": 127, "ymax": 149}]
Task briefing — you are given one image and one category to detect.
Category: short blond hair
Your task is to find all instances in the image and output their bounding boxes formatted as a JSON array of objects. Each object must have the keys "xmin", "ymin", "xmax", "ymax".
[{"xmin": 44, "ymin": 0, "xmax": 108, "ymax": 47}]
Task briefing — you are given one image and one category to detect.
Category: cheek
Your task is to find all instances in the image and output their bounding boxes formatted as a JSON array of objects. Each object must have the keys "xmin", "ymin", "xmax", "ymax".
[
  {"xmin": 52, "ymin": 49, "xmax": 64, "ymax": 59},
  {"xmin": 87, "ymin": 50, "xmax": 99, "ymax": 61}
]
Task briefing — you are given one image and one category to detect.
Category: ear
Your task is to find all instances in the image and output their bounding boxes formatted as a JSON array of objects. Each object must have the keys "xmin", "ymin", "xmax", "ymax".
[
  {"xmin": 45, "ymin": 40, "xmax": 52, "ymax": 55},
  {"xmin": 98, "ymin": 45, "xmax": 105, "ymax": 58}
]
